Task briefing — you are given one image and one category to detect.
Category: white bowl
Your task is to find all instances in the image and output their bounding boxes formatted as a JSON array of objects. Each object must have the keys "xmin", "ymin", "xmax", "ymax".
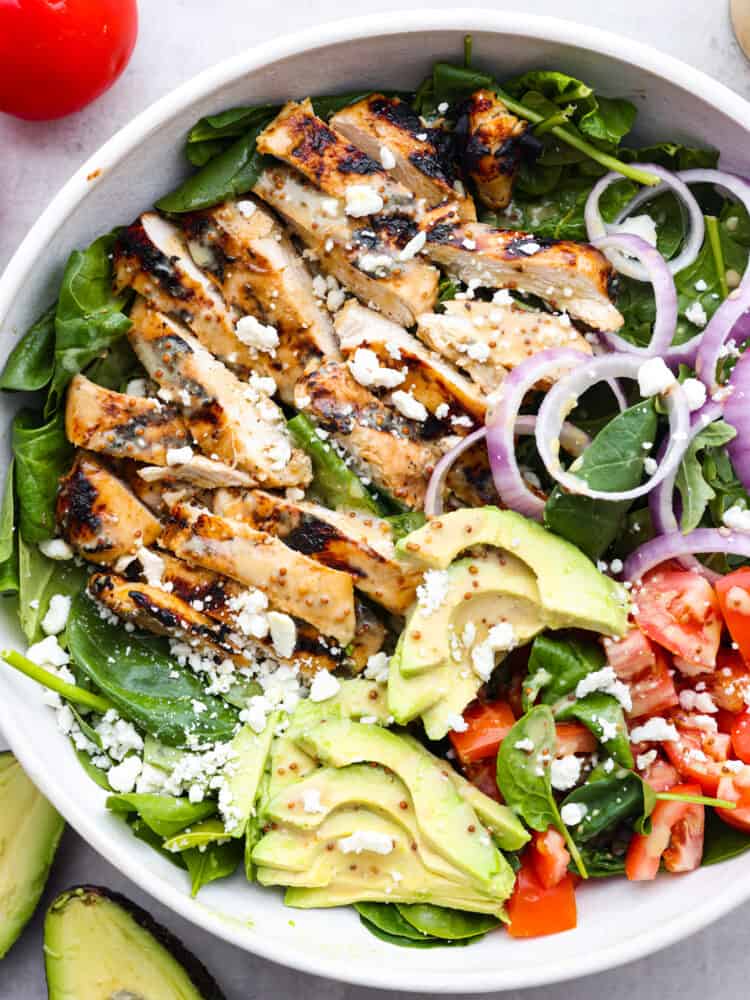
[{"xmin": 2, "ymin": 10, "xmax": 750, "ymax": 993}]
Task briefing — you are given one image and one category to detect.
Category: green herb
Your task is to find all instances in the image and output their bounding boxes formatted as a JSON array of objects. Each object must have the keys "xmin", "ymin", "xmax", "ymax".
[
  {"xmin": 437, "ymin": 276, "xmax": 460, "ymax": 304},
  {"xmin": 395, "ymin": 903, "xmax": 498, "ymax": 940},
  {"xmin": 1, "ymin": 649, "xmax": 112, "ymax": 713},
  {"xmin": 0, "ymin": 305, "xmax": 56, "ymax": 392},
  {"xmin": 675, "ymin": 419, "xmax": 738, "ymax": 533},
  {"xmin": 66, "ymin": 590, "xmax": 240, "ymax": 747},
  {"xmin": 561, "ymin": 767, "xmax": 655, "ymax": 843},
  {"xmin": 12, "ymin": 409, "xmax": 71, "ymax": 543},
  {"xmin": 107, "ymin": 793, "xmax": 218, "ymax": 838},
  {"xmin": 496, "ymin": 705, "xmax": 587, "ymax": 877},
  {"xmin": 386, "ymin": 512, "xmax": 427, "ymax": 542},
  {"xmin": 183, "ymin": 838, "xmax": 243, "ymax": 897},
  {"xmin": 655, "ymin": 791, "xmax": 735, "ymax": 808},
  {"xmin": 701, "ymin": 809, "xmax": 750, "ymax": 866},
  {"xmin": 0, "ymin": 462, "xmax": 18, "ymax": 595},
  {"xmin": 557, "ymin": 693, "xmax": 633, "ymax": 768},
  {"xmin": 544, "ymin": 400, "xmax": 657, "ymax": 560},
  {"xmin": 523, "ymin": 633, "xmax": 605, "ymax": 710}
]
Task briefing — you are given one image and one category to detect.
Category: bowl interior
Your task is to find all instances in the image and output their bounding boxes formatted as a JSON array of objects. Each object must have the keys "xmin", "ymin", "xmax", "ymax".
[{"xmin": 1, "ymin": 13, "xmax": 750, "ymax": 993}]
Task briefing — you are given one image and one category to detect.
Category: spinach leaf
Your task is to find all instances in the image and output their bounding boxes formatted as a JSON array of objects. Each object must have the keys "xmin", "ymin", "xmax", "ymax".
[
  {"xmin": 84, "ymin": 337, "xmax": 144, "ymax": 392},
  {"xmin": 358, "ymin": 916, "xmax": 459, "ymax": 948},
  {"xmin": 12, "ymin": 408, "xmax": 71, "ymax": 542},
  {"xmin": 183, "ymin": 838, "xmax": 243, "ymax": 897},
  {"xmin": 0, "ymin": 461, "xmax": 18, "ymax": 595},
  {"xmin": 576, "ymin": 844, "xmax": 627, "ymax": 877},
  {"xmin": 544, "ymin": 400, "xmax": 657, "ymax": 560},
  {"xmin": 17, "ymin": 538, "xmax": 86, "ymax": 643},
  {"xmin": 557, "ymin": 693, "xmax": 633, "ymax": 768},
  {"xmin": 75, "ymin": 749, "xmax": 112, "ymax": 791},
  {"xmin": 355, "ymin": 902, "xmax": 434, "ymax": 941},
  {"xmin": 67, "ymin": 590, "xmax": 240, "ymax": 746},
  {"xmin": 675, "ymin": 419, "xmax": 738, "ymax": 532},
  {"xmin": 106, "ymin": 792, "xmax": 217, "ymax": 838},
  {"xmin": 561, "ymin": 767, "xmax": 654, "ymax": 843},
  {"xmin": 496, "ymin": 705, "xmax": 587, "ymax": 876},
  {"xmin": 396, "ymin": 904, "xmax": 498, "ymax": 940},
  {"xmin": 523, "ymin": 633, "xmax": 605, "ymax": 710},
  {"xmin": 0, "ymin": 305, "xmax": 56, "ymax": 392},
  {"xmin": 126, "ymin": 815, "xmax": 187, "ymax": 869},
  {"xmin": 48, "ymin": 233, "xmax": 133, "ymax": 414},
  {"xmin": 702, "ymin": 809, "xmax": 750, "ymax": 866},
  {"xmin": 579, "ymin": 96, "xmax": 637, "ymax": 147}
]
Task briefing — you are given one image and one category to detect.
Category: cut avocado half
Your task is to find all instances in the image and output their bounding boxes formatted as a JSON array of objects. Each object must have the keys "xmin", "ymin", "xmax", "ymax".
[
  {"xmin": 0, "ymin": 752, "xmax": 64, "ymax": 958},
  {"xmin": 44, "ymin": 885, "xmax": 226, "ymax": 999},
  {"xmin": 396, "ymin": 507, "xmax": 628, "ymax": 637},
  {"xmin": 222, "ymin": 713, "xmax": 279, "ymax": 838}
]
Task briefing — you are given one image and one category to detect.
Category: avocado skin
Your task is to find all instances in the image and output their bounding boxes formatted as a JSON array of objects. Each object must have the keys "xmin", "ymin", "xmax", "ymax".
[
  {"xmin": 0, "ymin": 752, "xmax": 64, "ymax": 958},
  {"xmin": 44, "ymin": 885, "xmax": 226, "ymax": 999}
]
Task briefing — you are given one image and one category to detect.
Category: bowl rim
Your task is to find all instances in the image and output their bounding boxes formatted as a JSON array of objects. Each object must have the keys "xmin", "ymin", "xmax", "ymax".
[{"xmin": 3, "ymin": 8, "xmax": 750, "ymax": 992}]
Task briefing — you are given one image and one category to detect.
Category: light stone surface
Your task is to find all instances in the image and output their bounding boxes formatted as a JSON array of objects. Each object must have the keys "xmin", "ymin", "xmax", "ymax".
[{"xmin": 1, "ymin": 0, "xmax": 749, "ymax": 995}]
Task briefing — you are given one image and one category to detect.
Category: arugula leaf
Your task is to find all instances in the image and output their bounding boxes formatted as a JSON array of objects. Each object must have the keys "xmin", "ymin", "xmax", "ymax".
[
  {"xmin": 702, "ymin": 809, "xmax": 750, "ymax": 866},
  {"xmin": 0, "ymin": 462, "xmax": 18, "ymax": 595},
  {"xmin": 0, "ymin": 305, "xmax": 56, "ymax": 392},
  {"xmin": 561, "ymin": 767, "xmax": 655, "ymax": 843},
  {"xmin": 557, "ymin": 693, "xmax": 634, "ymax": 768},
  {"xmin": 12, "ymin": 408, "xmax": 71, "ymax": 543},
  {"xmin": 183, "ymin": 838, "xmax": 243, "ymax": 897},
  {"xmin": 107, "ymin": 793, "xmax": 217, "ymax": 838},
  {"xmin": 47, "ymin": 233, "xmax": 132, "ymax": 415},
  {"xmin": 544, "ymin": 400, "xmax": 657, "ymax": 560},
  {"xmin": 675, "ymin": 419, "xmax": 737, "ymax": 532},
  {"xmin": 496, "ymin": 705, "xmax": 587, "ymax": 876},
  {"xmin": 523, "ymin": 633, "xmax": 605, "ymax": 710}
]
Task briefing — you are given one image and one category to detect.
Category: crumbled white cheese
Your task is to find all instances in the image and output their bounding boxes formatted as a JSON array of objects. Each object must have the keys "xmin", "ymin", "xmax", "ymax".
[
  {"xmin": 301, "ymin": 788, "xmax": 326, "ymax": 814},
  {"xmin": 629, "ymin": 716, "xmax": 679, "ymax": 743},
  {"xmin": 337, "ymin": 831, "xmax": 394, "ymax": 855},
  {"xmin": 235, "ymin": 315, "xmax": 279, "ymax": 354},
  {"xmin": 435, "ymin": 402, "xmax": 450, "ymax": 420},
  {"xmin": 228, "ymin": 588, "xmax": 270, "ymax": 638},
  {"xmin": 560, "ymin": 802, "xmax": 587, "ymax": 826},
  {"xmin": 446, "ymin": 712, "xmax": 469, "ymax": 733},
  {"xmin": 379, "ymin": 145, "xmax": 397, "ymax": 170},
  {"xmin": 321, "ymin": 197, "xmax": 340, "ymax": 218},
  {"xmin": 398, "ymin": 231, "xmax": 427, "ymax": 261},
  {"xmin": 166, "ymin": 446, "xmax": 195, "ymax": 466},
  {"xmin": 695, "ymin": 278, "xmax": 708, "ymax": 292},
  {"xmin": 267, "ymin": 611, "xmax": 297, "ymax": 660},
  {"xmin": 26, "ymin": 634, "xmax": 70, "ymax": 668},
  {"xmin": 637, "ymin": 357, "xmax": 677, "ymax": 397},
  {"xmin": 237, "ymin": 200, "xmax": 256, "ymax": 218},
  {"xmin": 364, "ymin": 651, "xmax": 390, "ymax": 683},
  {"xmin": 613, "ymin": 213, "xmax": 658, "ymax": 246},
  {"xmin": 125, "ymin": 377, "xmax": 148, "ymax": 397},
  {"xmin": 358, "ymin": 252, "xmax": 394, "ymax": 276},
  {"xmin": 636, "ymin": 749, "xmax": 658, "ymax": 770},
  {"xmin": 416, "ymin": 569, "xmax": 450, "ymax": 615},
  {"xmin": 38, "ymin": 538, "xmax": 74, "ymax": 561},
  {"xmin": 390, "ymin": 390, "xmax": 428, "ymax": 422},
  {"xmin": 492, "ymin": 289, "xmax": 513, "ymax": 306},
  {"xmin": 514, "ymin": 738, "xmax": 534, "ymax": 752},
  {"xmin": 308, "ymin": 670, "xmax": 341, "ymax": 702},
  {"xmin": 95, "ymin": 709, "xmax": 144, "ymax": 761},
  {"xmin": 644, "ymin": 457, "xmax": 658, "ymax": 475},
  {"xmin": 682, "ymin": 377, "xmax": 707, "ymax": 412},
  {"xmin": 348, "ymin": 347, "xmax": 405, "ymax": 389},
  {"xmin": 685, "ymin": 301, "xmax": 708, "ymax": 327},
  {"xmin": 471, "ymin": 623, "xmax": 517, "ymax": 682},
  {"xmin": 550, "ymin": 754, "xmax": 582, "ymax": 791},
  {"xmin": 107, "ymin": 755, "xmax": 143, "ymax": 794},
  {"xmin": 519, "ymin": 241, "xmax": 542, "ymax": 255},
  {"xmin": 575, "ymin": 666, "xmax": 632, "ymax": 711},
  {"xmin": 240, "ymin": 694, "xmax": 273, "ymax": 734},
  {"xmin": 41, "ymin": 593, "xmax": 72, "ymax": 636},
  {"xmin": 345, "ymin": 185, "xmax": 384, "ymax": 217},
  {"xmin": 466, "ymin": 341, "xmax": 491, "ymax": 362},
  {"xmin": 723, "ymin": 505, "xmax": 750, "ymax": 534}
]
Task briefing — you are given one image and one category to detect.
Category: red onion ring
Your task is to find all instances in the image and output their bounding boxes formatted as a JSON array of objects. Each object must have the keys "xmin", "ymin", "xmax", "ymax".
[
  {"xmin": 424, "ymin": 427, "xmax": 487, "ymax": 517},
  {"xmin": 585, "ymin": 163, "xmax": 705, "ymax": 280},
  {"xmin": 725, "ymin": 348, "xmax": 750, "ymax": 496},
  {"xmin": 535, "ymin": 353, "xmax": 691, "ymax": 502},
  {"xmin": 514, "ymin": 415, "xmax": 591, "ymax": 458},
  {"xmin": 624, "ymin": 527, "xmax": 750, "ymax": 581}
]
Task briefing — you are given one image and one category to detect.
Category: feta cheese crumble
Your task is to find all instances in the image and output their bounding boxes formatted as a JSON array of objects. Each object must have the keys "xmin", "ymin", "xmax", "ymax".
[
  {"xmin": 107, "ymin": 755, "xmax": 142, "ymax": 794},
  {"xmin": 379, "ymin": 145, "xmax": 397, "ymax": 170},
  {"xmin": 348, "ymin": 347, "xmax": 405, "ymax": 389},
  {"xmin": 398, "ymin": 230, "xmax": 426, "ymax": 261},
  {"xmin": 682, "ymin": 377, "xmax": 707, "ymax": 412},
  {"xmin": 550, "ymin": 754, "xmax": 582, "ymax": 791},
  {"xmin": 446, "ymin": 712, "xmax": 469, "ymax": 733},
  {"xmin": 685, "ymin": 301, "xmax": 708, "ymax": 327},
  {"xmin": 723, "ymin": 505, "xmax": 750, "ymax": 534},
  {"xmin": 629, "ymin": 716, "xmax": 679, "ymax": 743},
  {"xmin": 235, "ymin": 315, "xmax": 280, "ymax": 354},
  {"xmin": 637, "ymin": 357, "xmax": 676, "ymax": 397},
  {"xmin": 26, "ymin": 634, "xmax": 69, "ymax": 668},
  {"xmin": 416, "ymin": 570, "xmax": 450, "ymax": 615},
  {"xmin": 41, "ymin": 593, "xmax": 72, "ymax": 636},
  {"xmin": 364, "ymin": 651, "xmax": 390, "ymax": 683},
  {"xmin": 390, "ymin": 390, "xmax": 428, "ymax": 422},
  {"xmin": 268, "ymin": 611, "xmax": 297, "ymax": 659},
  {"xmin": 38, "ymin": 538, "xmax": 74, "ymax": 561},
  {"xmin": 471, "ymin": 623, "xmax": 516, "ymax": 681},
  {"xmin": 575, "ymin": 666, "xmax": 632, "ymax": 711},
  {"xmin": 308, "ymin": 670, "xmax": 341, "ymax": 703},
  {"xmin": 301, "ymin": 788, "xmax": 326, "ymax": 814},
  {"xmin": 237, "ymin": 200, "xmax": 256, "ymax": 218},
  {"xmin": 345, "ymin": 185, "xmax": 384, "ymax": 217},
  {"xmin": 560, "ymin": 802, "xmax": 587, "ymax": 826},
  {"xmin": 166, "ymin": 445, "xmax": 195, "ymax": 466},
  {"xmin": 337, "ymin": 831, "xmax": 394, "ymax": 855}
]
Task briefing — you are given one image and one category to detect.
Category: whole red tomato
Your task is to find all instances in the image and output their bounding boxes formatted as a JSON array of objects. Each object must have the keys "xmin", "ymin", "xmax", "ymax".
[{"xmin": 0, "ymin": 0, "xmax": 138, "ymax": 121}]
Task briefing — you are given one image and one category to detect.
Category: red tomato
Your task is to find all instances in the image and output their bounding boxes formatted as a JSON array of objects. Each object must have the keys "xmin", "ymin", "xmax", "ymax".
[
  {"xmin": 628, "ymin": 647, "xmax": 679, "ymax": 719},
  {"xmin": 716, "ymin": 769, "xmax": 750, "ymax": 832},
  {"xmin": 640, "ymin": 757, "xmax": 679, "ymax": 792},
  {"xmin": 506, "ymin": 859, "xmax": 577, "ymax": 938},
  {"xmin": 732, "ymin": 709, "xmax": 750, "ymax": 765},
  {"xmin": 449, "ymin": 700, "xmax": 515, "ymax": 764},
  {"xmin": 604, "ymin": 628, "xmax": 657, "ymax": 681},
  {"xmin": 554, "ymin": 722, "xmax": 597, "ymax": 755},
  {"xmin": 663, "ymin": 800, "xmax": 705, "ymax": 873},
  {"xmin": 530, "ymin": 828, "xmax": 570, "ymax": 890},
  {"xmin": 632, "ymin": 567, "xmax": 722, "ymax": 670},
  {"xmin": 706, "ymin": 650, "xmax": 750, "ymax": 712},
  {"xmin": 715, "ymin": 568, "xmax": 750, "ymax": 663},
  {"xmin": 463, "ymin": 758, "xmax": 502, "ymax": 803},
  {"xmin": 625, "ymin": 782, "xmax": 703, "ymax": 880},
  {"xmin": 664, "ymin": 727, "xmax": 726, "ymax": 794},
  {"xmin": 0, "ymin": 0, "xmax": 138, "ymax": 121}
]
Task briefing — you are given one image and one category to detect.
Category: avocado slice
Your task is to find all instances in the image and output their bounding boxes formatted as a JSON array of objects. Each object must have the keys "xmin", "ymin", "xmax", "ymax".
[
  {"xmin": 222, "ymin": 714, "xmax": 279, "ymax": 838},
  {"xmin": 44, "ymin": 885, "xmax": 226, "ymax": 999},
  {"xmin": 286, "ymin": 679, "xmax": 391, "ymax": 742},
  {"xmin": 396, "ymin": 507, "xmax": 628, "ymax": 637},
  {"xmin": 0, "ymin": 752, "xmax": 64, "ymax": 958}
]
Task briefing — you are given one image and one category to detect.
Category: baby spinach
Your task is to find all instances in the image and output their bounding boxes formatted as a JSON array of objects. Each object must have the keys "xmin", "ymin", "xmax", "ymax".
[
  {"xmin": 66, "ymin": 590, "xmax": 239, "ymax": 747},
  {"xmin": 557, "ymin": 693, "xmax": 633, "ymax": 768},
  {"xmin": 126, "ymin": 815, "xmax": 187, "ymax": 869},
  {"xmin": 106, "ymin": 793, "xmax": 217, "ymax": 838},
  {"xmin": 75, "ymin": 749, "xmax": 112, "ymax": 791},
  {"xmin": 675, "ymin": 419, "xmax": 738, "ymax": 533},
  {"xmin": 701, "ymin": 809, "xmax": 750, "ymax": 866},
  {"xmin": 396, "ymin": 904, "xmax": 498, "ymax": 940},
  {"xmin": 356, "ymin": 902, "xmax": 433, "ymax": 941},
  {"xmin": 561, "ymin": 767, "xmax": 654, "ymax": 843},
  {"xmin": 0, "ymin": 462, "xmax": 18, "ymax": 595},
  {"xmin": 183, "ymin": 838, "xmax": 243, "ymax": 897},
  {"xmin": 544, "ymin": 399, "xmax": 657, "ymax": 560},
  {"xmin": 12, "ymin": 408, "xmax": 71, "ymax": 543},
  {"xmin": 47, "ymin": 233, "xmax": 133, "ymax": 415},
  {"xmin": 576, "ymin": 844, "xmax": 627, "ymax": 877},
  {"xmin": 496, "ymin": 705, "xmax": 587, "ymax": 877},
  {"xmin": 0, "ymin": 305, "xmax": 56, "ymax": 392},
  {"xmin": 523, "ymin": 632, "xmax": 605, "ymax": 710},
  {"xmin": 84, "ymin": 337, "xmax": 144, "ymax": 393},
  {"xmin": 16, "ymin": 538, "xmax": 86, "ymax": 643}
]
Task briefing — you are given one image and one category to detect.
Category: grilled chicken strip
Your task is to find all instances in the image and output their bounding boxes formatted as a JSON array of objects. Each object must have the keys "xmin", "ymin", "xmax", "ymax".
[
  {"xmin": 213, "ymin": 488, "xmax": 421, "ymax": 615},
  {"xmin": 422, "ymin": 209, "xmax": 623, "ymax": 332},
  {"xmin": 56, "ymin": 451, "xmax": 161, "ymax": 563},
  {"xmin": 457, "ymin": 90, "xmax": 528, "ymax": 211},
  {"xmin": 65, "ymin": 374, "xmax": 191, "ymax": 465},
  {"xmin": 160, "ymin": 503, "xmax": 356, "ymax": 644},
  {"xmin": 330, "ymin": 94, "xmax": 476, "ymax": 220},
  {"xmin": 137, "ymin": 457, "xmax": 256, "ymax": 490},
  {"xmin": 335, "ymin": 300, "xmax": 485, "ymax": 424},
  {"xmin": 128, "ymin": 300, "xmax": 311, "ymax": 489},
  {"xmin": 416, "ymin": 299, "xmax": 592, "ymax": 394},
  {"xmin": 253, "ymin": 165, "xmax": 439, "ymax": 326},
  {"xmin": 257, "ymin": 99, "xmax": 418, "ymax": 216},
  {"xmin": 295, "ymin": 362, "xmax": 439, "ymax": 510},
  {"xmin": 177, "ymin": 199, "xmax": 339, "ymax": 404}
]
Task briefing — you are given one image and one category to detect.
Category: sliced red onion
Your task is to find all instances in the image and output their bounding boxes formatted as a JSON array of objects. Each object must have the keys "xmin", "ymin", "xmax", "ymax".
[
  {"xmin": 725, "ymin": 348, "xmax": 750, "ymax": 495},
  {"xmin": 486, "ymin": 348, "xmax": 590, "ymax": 520},
  {"xmin": 624, "ymin": 528, "xmax": 750, "ymax": 581},
  {"xmin": 585, "ymin": 164, "xmax": 705, "ymax": 280},
  {"xmin": 535, "ymin": 353, "xmax": 691, "ymax": 502},
  {"xmin": 514, "ymin": 415, "xmax": 591, "ymax": 458},
  {"xmin": 424, "ymin": 427, "xmax": 487, "ymax": 517}
]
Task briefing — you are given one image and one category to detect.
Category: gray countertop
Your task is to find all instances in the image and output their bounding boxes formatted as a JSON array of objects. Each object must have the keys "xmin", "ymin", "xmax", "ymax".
[{"xmin": 1, "ymin": 0, "xmax": 749, "ymax": 996}]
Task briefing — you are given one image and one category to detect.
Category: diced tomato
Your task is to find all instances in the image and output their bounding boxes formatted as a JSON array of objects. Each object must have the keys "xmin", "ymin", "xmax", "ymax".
[
  {"xmin": 625, "ymin": 782, "xmax": 703, "ymax": 880},
  {"xmin": 716, "ymin": 708, "xmax": 738, "ymax": 734},
  {"xmin": 706, "ymin": 650, "xmax": 750, "ymax": 712},
  {"xmin": 555, "ymin": 722, "xmax": 597, "ymax": 755},
  {"xmin": 506, "ymin": 858, "xmax": 577, "ymax": 938},
  {"xmin": 463, "ymin": 758, "xmax": 503, "ymax": 802},
  {"xmin": 715, "ymin": 568, "xmax": 750, "ymax": 664},
  {"xmin": 605, "ymin": 628, "xmax": 657, "ymax": 681},
  {"xmin": 632, "ymin": 567, "xmax": 722, "ymax": 669},
  {"xmin": 641, "ymin": 756, "xmax": 679, "ymax": 792},
  {"xmin": 663, "ymin": 801, "xmax": 705, "ymax": 873},
  {"xmin": 731, "ymin": 709, "xmax": 750, "ymax": 765},
  {"xmin": 530, "ymin": 828, "xmax": 570, "ymax": 890},
  {"xmin": 449, "ymin": 700, "xmax": 515, "ymax": 764},
  {"xmin": 664, "ymin": 726, "xmax": 726, "ymax": 794},
  {"xmin": 716, "ymin": 769, "xmax": 750, "ymax": 832},
  {"xmin": 628, "ymin": 647, "xmax": 679, "ymax": 719}
]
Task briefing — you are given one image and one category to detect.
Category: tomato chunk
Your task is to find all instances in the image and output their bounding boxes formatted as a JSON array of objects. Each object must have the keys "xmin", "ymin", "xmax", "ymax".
[
  {"xmin": 731, "ymin": 709, "xmax": 750, "ymax": 765},
  {"xmin": 463, "ymin": 758, "xmax": 502, "ymax": 802},
  {"xmin": 716, "ymin": 769, "xmax": 750, "ymax": 832},
  {"xmin": 706, "ymin": 650, "xmax": 750, "ymax": 712},
  {"xmin": 628, "ymin": 647, "xmax": 679, "ymax": 719},
  {"xmin": 640, "ymin": 756, "xmax": 679, "ymax": 792},
  {"xmin": 604, "ymin": 628, "xmax": 657, "ymax": 681},
  {"xmin": 625, "ymin": 782, "xmax": 703, "ymax": 880},
  {"xmin": 555, "ymin": 722, "xmax": 597, "ymax": 755},
  {"xmin": 664, "ymin": 728, "xmax": 725, "ymax": 794},
  {"xmin": 632, "ymin": 567, "xmax": 722, "ymax": 669},
  {"xmin": 449, "ymin": 700, "xmax": 515, "ymax": 764},
  {"xmin": 506, "ymin": 859, "xmax": 577, "ymax": 938},
  {"xmin": 530, "ymin": 828, "xmax": 571, "ymax": 890},
  {"xmin": 716, "ymin": 568, "xmax": 750, "ymax": 664}
]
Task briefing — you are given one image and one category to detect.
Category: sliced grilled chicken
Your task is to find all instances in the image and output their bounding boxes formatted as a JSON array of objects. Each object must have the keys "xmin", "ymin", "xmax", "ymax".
[
  {"xmin": 253, "ymin": 165, "xmax": 439, "ymax": 326},
  {"xmin": 137, "ymin": 456, "xmax": 256, "ymax": 490},
  {"xmin": 160, "ymin": 503, "xmax": 356, "ymax": 644},
  {"xmin": 213, "ymin": 488, "xmax": 420, "ymax": 614},
  {"xmin": 178, "ymin": 198, "xmax": 339, "ymax": 404},
  {"xmin": 65, "ymin": 374, "xmax": 191, "ymax": 465},
  {"xmin": 422, "ymin": 210, "xmax": 623, "ymax": 332},
  {"xmin": 128, "ymin": 300, "xmax": 311, "ymax": 488},
  {"xmin": 113, "ymin": 213, "xmax": 259, "ymax": 372},
  {"xmin": 295, "ymin": 362, "xmax": 439, "ymax": 510},
  {"xmin": 416, "ymin": 299, "xmax": 592, "ymax": 394},
  {"xmin": 88, "ymin": 571, "xmax": 253, "ymax": 667},
  {"xmin": 458, "ymin": 90, "xmax": 528, "ymax": 211},
  {"xmin": 56, "ymin": 451, "xmax": 161, "ymax": 564},
  {"xmin": 330, "ymin": 94, "xmax": 476, "ymax": 220},
  {"xmin": 257, "ymin": 99, "xmax": 417, "ymax": 215},
  {"xmin": 334, "ymin": 300, "xmax": 485, "ymax": 424}
]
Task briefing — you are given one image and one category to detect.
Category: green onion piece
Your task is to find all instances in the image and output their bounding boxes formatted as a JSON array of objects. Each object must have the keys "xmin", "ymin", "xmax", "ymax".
[{"xmin": 2, "ymin": 649, "xmax": 113, "ymax": 713}]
